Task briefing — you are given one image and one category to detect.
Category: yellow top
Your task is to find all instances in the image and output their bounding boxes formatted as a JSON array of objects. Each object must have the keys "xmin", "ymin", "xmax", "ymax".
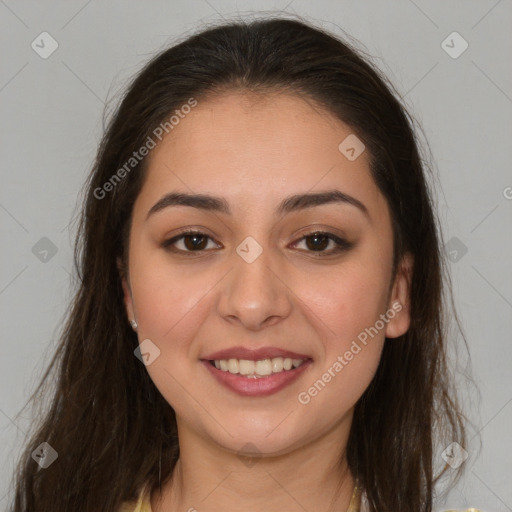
[
  {"xmin": 118, "ymin": 482, "xmax": 483, "ymax": 512},
  {"xmin": 119, "ymin": 482, "xmax": 362, "ymax": 511},
  {"xmin": 118, "ymin": 482, "xmax": 152, "ymax": 512}
]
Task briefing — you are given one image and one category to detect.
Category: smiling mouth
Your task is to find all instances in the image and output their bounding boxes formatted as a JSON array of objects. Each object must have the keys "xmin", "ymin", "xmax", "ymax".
[{"xmin": 208, "ymin": 357, "xmax": 311, "ymax": 378}]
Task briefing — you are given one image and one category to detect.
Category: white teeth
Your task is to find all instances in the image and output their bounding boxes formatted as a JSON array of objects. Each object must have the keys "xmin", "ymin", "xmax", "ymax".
[
  {"xmin": 211, "ymin": 356, "xmax": 307, "ymax": 377},
  {"xmin": 239, "ymin": 359, "xmax": 255, "ymax": 375},
  {"xmin": 255, "ymin": 359, "xmax": 273, "ymax": 376},
  {"xmin": 272, "ymin": 357, "xmax": 284, "ymax": 373},
  {"xmin": 228, "ymin": 358, "xmax": 239, "ymax": 374}
]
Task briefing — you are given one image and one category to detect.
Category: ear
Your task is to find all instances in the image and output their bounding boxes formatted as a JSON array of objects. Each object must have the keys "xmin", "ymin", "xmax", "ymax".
[
  {"xmin": 117, "ymin": 257, "xmax": 136, "ymax": 324},
  {"xmin": 385, "ymin": 252, "xmax": 414, "ymax": 339}
]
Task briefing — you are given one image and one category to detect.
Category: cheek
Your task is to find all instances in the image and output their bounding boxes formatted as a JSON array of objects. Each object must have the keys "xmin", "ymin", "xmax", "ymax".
[
  {"xmin": 296, "ymin": 288, "xmax": 386, "ymax": 419},
  {"xmin": 296, "ymin": 259, "xmax": 389, "ymax": 401},
  {"xmin": 129, "ymin": 251, "xmax": 213, "ymax": 350},
  {"xmin": 129, "ymin": 256, "xmax": 214, "ymax": 411},
  {"xmin": 304, "ymin": 259, "xmax": 391, "ymax": 342}
]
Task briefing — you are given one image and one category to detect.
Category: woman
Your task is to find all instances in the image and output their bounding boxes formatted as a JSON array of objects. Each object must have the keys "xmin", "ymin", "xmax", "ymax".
[{"xmin": 10, "ymin": 16, "xmax": 478, "ymax": 512}]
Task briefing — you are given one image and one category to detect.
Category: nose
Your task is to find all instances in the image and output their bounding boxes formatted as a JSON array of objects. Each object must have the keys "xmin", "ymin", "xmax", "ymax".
[{"xmin": 217, "ymin": 239, "xmax": 293, "ymax": 331}]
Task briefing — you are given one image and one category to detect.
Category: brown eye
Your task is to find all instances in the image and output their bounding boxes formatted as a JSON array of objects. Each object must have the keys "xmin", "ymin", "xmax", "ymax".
[
  {"xmin": 293, "ymin": 231, "xmax": 353, "ymax": 255},
  {"xmin": 162, "ymin": 230, "xmax": 220, "ymax": 253},
  {"xmin": 162, "ymin": 229, "xmax": 353, "ymax": 256},
  {"xmin": 181, "ymin": 233, "xmax": 209, "ymax": 251},
  {"xmin": 305, "ymin": 233, "xmax": 330, "ymax": 251}
]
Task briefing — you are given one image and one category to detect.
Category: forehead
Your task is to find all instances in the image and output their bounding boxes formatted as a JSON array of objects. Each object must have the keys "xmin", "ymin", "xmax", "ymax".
[
  {"xmin": 152, "ymin": 90, "xmax": 359, "ymax": 168},
  {"xmin": 137, "ymin": 90, "xmax": 387, "ymax": 220}
]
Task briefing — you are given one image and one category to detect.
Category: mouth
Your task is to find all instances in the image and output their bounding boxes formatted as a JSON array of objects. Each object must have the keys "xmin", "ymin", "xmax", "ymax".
[
  {"xmin": 200, "ymin": 348, "xmax": 313, "ymax": 397},
  {"xmin": 207, "ymin": 356, "xmax": 310, "ymax": 378}
]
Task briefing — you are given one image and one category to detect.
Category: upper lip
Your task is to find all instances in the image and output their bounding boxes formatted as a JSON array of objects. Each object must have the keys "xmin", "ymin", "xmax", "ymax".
[{"xmin": 202, "ymin": 346, "xmax": 312, "ymax": 361}]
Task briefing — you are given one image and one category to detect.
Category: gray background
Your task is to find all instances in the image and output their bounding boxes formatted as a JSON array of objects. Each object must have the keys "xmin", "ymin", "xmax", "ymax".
[{"xmin": 1, "ymin": 1, "xmax": 511, "ymax": 510}]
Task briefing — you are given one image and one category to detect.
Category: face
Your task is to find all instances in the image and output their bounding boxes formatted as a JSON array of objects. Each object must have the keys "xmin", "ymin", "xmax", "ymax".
[{"xmin": 120, "ymin": 91, "xmax": 412, "ymax": 456}]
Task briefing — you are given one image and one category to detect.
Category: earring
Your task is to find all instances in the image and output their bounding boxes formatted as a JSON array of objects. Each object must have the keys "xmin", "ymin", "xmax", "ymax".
[{"xmin": 130, "ymin": 319, "xmax": 138, "ymax": 330}]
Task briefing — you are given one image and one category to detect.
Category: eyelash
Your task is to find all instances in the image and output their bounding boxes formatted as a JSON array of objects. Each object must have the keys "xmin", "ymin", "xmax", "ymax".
[{"xmin": 161, "ymin": 229, "xmax": 353, "ymax": 256}]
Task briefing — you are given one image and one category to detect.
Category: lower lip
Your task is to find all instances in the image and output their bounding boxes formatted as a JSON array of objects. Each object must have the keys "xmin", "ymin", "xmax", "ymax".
[{"xmin": 201, "ymin": 359, "xmax": 313, "ymax": 397}]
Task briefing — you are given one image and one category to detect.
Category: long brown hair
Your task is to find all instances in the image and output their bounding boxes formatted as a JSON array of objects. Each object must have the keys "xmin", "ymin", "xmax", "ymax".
[{"xmin": 9, "ymin": 16, "xmax": 476, "ymax": 512}]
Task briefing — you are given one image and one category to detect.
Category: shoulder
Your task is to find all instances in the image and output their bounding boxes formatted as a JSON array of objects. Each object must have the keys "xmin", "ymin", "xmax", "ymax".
[
  {"xmin": 118, "ymin": 483, "xmax": 153, "ymax": 512},
  {"xmin": 359, "ymin": 491, "xmax": 484, "ymax": 512}
]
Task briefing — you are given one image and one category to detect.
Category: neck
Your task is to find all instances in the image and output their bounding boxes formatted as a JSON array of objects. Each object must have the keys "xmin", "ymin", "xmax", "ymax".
[{"xmin": 151, "ymin": 414, "xmax": 357, "ymax": 512}]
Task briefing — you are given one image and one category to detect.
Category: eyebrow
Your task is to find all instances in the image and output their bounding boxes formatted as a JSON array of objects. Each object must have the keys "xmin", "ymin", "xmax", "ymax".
[{"xmin": 146, "ymin": 189, "xmax": 370, "ymax": 221}]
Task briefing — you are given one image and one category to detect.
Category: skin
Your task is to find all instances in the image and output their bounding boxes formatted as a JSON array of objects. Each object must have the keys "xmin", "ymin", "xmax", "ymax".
[{"xmin": 119, "ymin": 91, "xmax": 413, "ymax": 512}]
